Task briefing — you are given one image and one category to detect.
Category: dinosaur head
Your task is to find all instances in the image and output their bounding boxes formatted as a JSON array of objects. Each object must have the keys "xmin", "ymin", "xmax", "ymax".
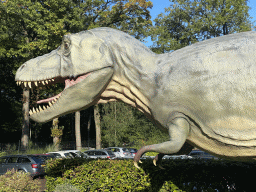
[{"xmin": 15, "ymin": 30, "xmax": 114, "ymax": 123}]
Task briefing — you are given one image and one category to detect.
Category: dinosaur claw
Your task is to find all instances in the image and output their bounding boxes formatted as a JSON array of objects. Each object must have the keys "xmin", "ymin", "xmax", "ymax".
[
  {"xmin": 134, "ymin": 161, "xmax": 141, "ymax": 169},
  {"xmin": 159, "ymin": 165, "xmax": 165, "ymax": 170},
  {"xmin": 153, "ymin": 159, "xmax": 157, "ymax": 166},
  {"xmin": 153, "ymin": 159, "xmax": 165, "ymax": 169}
]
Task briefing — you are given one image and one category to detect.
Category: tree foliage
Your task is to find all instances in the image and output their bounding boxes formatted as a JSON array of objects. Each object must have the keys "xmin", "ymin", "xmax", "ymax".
[
  {"xmin": 100, "ymin": 102, "xmax": 168, "ymax": 148},
  {"xmin": 151, "ymin": 0, "xmax": 252, "ymax": 53},
  {"xmin": 0, "ymin": 0, "xmax": 154, "ymax": 144}
]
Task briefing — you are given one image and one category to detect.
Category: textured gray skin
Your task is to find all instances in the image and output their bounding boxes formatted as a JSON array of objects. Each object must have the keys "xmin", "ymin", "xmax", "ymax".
[{"xmin": 16, "ymin": 27, "xmax": 256, "ymax": 165}]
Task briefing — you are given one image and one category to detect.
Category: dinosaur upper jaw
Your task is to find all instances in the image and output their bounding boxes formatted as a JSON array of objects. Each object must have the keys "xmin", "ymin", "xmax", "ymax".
[{"xmin": 16, "ymin": 67, "xmax": 113, "ymax": 123}]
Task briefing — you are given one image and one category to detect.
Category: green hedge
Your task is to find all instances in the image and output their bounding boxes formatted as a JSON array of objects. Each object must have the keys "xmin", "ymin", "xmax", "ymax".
[
  {"xmin": 0, "ymin": 169, "xmax": 40, "ymax": 192},
  {"xmin": 45, "ymin": 158, "xmax": 256, "ymax": 191}
]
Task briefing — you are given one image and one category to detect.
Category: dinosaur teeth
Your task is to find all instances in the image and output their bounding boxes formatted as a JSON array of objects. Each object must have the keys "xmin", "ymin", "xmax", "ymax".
[
  {"xmin": 28, "ymin": 82, "xmax": 32, "ymax": 88},
  {"xmin": 16, "ymin": 78, "xmax": 56, "ymax": 89},
  {"xmin": 29, "ymin": 105, "xmax": 50, "ymax": 116}
]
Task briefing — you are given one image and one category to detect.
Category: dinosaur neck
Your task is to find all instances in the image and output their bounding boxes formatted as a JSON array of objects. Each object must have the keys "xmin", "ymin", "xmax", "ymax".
[
  {"xmin": 93, "ymin": 27, "xmax": 159, "ymax": 116},
  {"xmin": 109, "ymin": 37, "xmax": 159, "ymax": 100},
  {"xmin": 98, "ymin": 74, "xmax": 152, "ymax": 118},
  {"xmin": 98, "ymin": 40, "xmax": 158, "ymax": 117}
]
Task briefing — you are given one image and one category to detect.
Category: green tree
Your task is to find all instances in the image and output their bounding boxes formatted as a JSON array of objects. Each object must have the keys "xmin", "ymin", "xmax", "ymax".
[
  {"xmin": 151, "ymin": 0, "xmax": 252, "ymax": 53},
  {"xmin": 100, "ymin": 102, "xmax": 168, "ymax": 148},
  {"xmin": 0, "ymin": 0, "xmax": 153, "ymax": 145}
]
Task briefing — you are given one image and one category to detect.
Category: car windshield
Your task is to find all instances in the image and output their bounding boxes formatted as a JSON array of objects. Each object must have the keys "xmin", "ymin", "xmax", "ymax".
[
  {"xmin": 51, "ymin": 153, "xmax": 61, "ymax": 158},
  {"xmin": 123, "ymin": 148, "xmax": 130, "ymax": 152},
  {"xmin": 29, "ymin": 156, "xmax": 45, "ymax": 164},
  {"xmin": 106, "ymin": 150, "xmax": 114, "ymax": 155},
  {"xmin": 41, "ymin": 155, "xmax": 55, "ymax": 160},
  {"xmin": 76, "ymin": 151, "xmax": 87, "ymax": 158},
  {"xmin": 64, "ymin": 153, "xmax": 73, "ymax": 158},
  {"xmin": 70, "ymin": 152, "xmax": 79, "ymax": 157}
]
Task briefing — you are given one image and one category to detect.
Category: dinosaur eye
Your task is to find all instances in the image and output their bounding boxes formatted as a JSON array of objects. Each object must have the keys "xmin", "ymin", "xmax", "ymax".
[
  {"xmin": 63, "ymin": 41, "xmax": 71, "ymax": 56},
  {"xmin": 64, "ymin": 42, "xmax": 69, "ymax": 50}
]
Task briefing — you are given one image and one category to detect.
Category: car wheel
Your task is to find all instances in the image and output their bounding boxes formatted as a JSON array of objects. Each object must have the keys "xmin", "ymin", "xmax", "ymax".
[{"xmin": 17, "ymin": 170, "xmax": 26, "ymax": 176}]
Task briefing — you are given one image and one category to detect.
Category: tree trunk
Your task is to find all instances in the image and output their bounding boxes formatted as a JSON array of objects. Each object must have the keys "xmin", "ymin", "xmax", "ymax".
[
  {"xmin": 94, "ymin": 105, "xmax": 101, "ymax": 149},
  {"xmin": 52, "ymin": 118, "xmax": 60, "ymax": 151},
  {"xmin": 87, "ymin": 111, "xmax": 91, "ymax": 148},
  {"xmin": 75, "ymin": 111, "xmax": 82, "ymax": 150},
  {"xmin": 21, "ymin": 88, "xmax": 29, "ymax": 150}
]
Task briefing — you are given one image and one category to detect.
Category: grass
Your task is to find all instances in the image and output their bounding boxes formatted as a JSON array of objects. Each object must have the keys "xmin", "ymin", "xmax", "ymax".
[{"xmin": 1, "ymin": 142, "xmax": 57, "ymax": 156}]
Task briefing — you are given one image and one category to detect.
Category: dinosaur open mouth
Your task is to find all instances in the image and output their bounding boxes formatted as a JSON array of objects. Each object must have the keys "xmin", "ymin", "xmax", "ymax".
[{"xmin": 16, "ymin": 73, "xmax": 91, "ymax": 116}]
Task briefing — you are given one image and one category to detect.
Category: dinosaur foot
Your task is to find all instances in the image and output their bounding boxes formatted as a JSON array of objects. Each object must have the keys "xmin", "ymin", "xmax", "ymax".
[
  {"xmin": 134, "ymin": 146, "xmax": 166, "ymax": 169},
  {"xmin": 133, "ymin": 146, "xmax": 151, "ymax": 169},
  {"xmin": 134, "ymin": 161, "xmax": 141, "ymax": 169},
  {"xmin": 153, "ymin": 153, "xmax": 165, "ymax": 169},
  {"xmin": 153, "ymin": 159, "xmax": 165, "ymax": 169}
]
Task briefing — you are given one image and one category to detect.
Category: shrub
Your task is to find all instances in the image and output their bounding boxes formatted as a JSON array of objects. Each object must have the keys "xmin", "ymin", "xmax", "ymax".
[
  {"xmin": 54, "ymin": 183, "xmax": 80, "ymax": 192},
  {"xmin": 0, "ymin": 152, "xmax": 7, "ymax": 157},
  {"xmin": 0, "ymin": 169, "xmax": 40, "ymax": 192},
  {"xmin": 46, "ymin": 159, "xmax": 182, "ymax": 191},
  {"xmin": 46, "ymin": 158, "xmax": 256, "ymax": 191},
  {"xmin": 46, "ymin": 158, "xmax": 86, "ymax": 178}
]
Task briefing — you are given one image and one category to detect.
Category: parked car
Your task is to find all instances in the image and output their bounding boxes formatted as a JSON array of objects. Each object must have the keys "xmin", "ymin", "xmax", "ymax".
[
  {"xmin": 84, "ymin": 149, "xmax": 116, "ymax": 159},
  {"xmin": 163, "ymin": 155, "xmax": 193, "ymax": 160},
  {"xmin": 105, "ymin": 147, "xmax": 133, "ymax": 158},
  {"xmin": 126, "ymin": 148, "xmax": 138, "ymax": 157},
  {"xmin": 0, "ymin": 155, "xmax": 46, "ymax": 177},
  {"xmin": 61, "ymin": 150, "xmax": 89, "ymax": 158},
  {"xmin": 32, "ymin": 154, "xmax": 56, "ymax": 160},
  {"xmin": 47, "ymin": 151, "xmax": 74, "ymax": 159},
  {"xmin": 189, "ymin": 150, "xmax": 218, "ymax": 160}
]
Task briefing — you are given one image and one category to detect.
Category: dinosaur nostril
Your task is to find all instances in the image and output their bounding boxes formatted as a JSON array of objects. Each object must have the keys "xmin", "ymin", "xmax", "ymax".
[{"xmin": 20, "ymin": 64, "xmax": 26, "ymax": 70}]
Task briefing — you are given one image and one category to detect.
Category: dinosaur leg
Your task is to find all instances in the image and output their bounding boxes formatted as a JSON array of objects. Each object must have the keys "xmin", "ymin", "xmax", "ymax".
[
  {"xmin": 153, "ymin": 153, "xmax": 165, "ymax": 169},
  {"xmin": 134, "ymin": 117, "xmax": 190, "ymax": 168},
  {"xmin": 153, "ymin": 153, "xmax": 165, "ymax": 166},
  {"xmin": 152, "ymin": 142, "xmax": 194, "ymax": 168}
]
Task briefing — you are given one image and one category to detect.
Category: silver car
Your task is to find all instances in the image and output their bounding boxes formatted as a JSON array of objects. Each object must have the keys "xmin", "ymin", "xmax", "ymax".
[
  {"xmin": 105, "ymin": 147, "xmax": 132, "ymax": 158},
  {"xmin": 84, "ymin": 149, "xmax": 116, "ymax": 159},
  {"xmin": 47, "ymin": 151, "xmax": 74, "ymax": 159},
  {"xmin": 0, "ymin": 155, "xmax": 46, "ymax": 177},
  {"xmin": 61, "ymin": 150, "xmax": 89, "ymax": 158},
  {"xmin": 188, "ymin": 150, "xmax": 218, "ymax": 160}
]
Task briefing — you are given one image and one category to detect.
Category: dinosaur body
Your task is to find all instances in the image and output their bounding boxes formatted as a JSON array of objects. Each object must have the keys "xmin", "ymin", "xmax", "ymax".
[{"xmin": 15, "ymin": 27, "xmax": 256, "ymax": 165}]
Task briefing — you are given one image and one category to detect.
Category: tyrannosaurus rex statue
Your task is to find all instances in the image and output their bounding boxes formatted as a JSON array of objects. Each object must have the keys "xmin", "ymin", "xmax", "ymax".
[{"xmin": 15, "ymin": 27, "xmax": 256, "ymax": 167}]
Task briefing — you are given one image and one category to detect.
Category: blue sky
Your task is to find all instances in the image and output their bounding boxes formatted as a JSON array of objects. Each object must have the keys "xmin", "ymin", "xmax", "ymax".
[{"xmin": 144, "ymin": 0, "xmax": 256, "ymax": 46}]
